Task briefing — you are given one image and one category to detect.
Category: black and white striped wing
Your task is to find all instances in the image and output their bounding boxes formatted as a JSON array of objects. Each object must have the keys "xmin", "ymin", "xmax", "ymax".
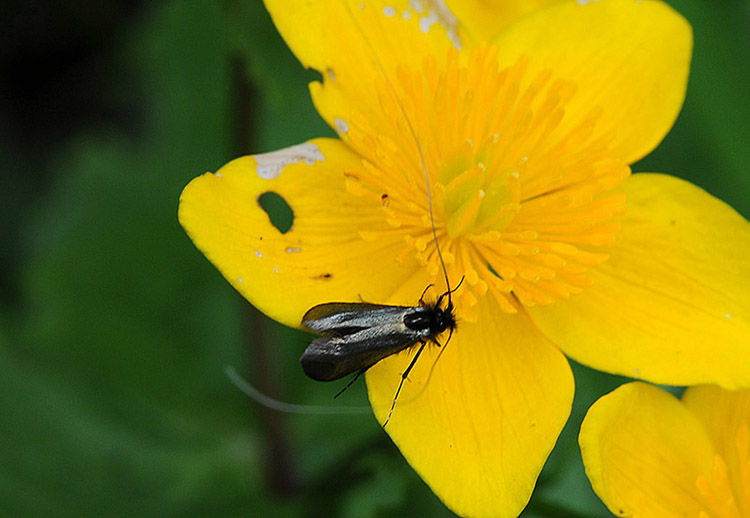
[{"xmin": 300, "ymin": 303, "xmax": 427, "ymax": 381}]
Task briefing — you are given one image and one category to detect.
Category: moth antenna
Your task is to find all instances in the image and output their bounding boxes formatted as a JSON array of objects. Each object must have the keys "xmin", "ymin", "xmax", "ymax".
[
  {"xmin": 420, "ymin": 143, "xmax": 452, "ymax": 303},
  {"xmin": 436, "ymin": 275, "xmax": 466, "ymax": 309},
  {"xmin": 383, "ymin": 340, "xmax": 428, "ymax": 427},
  {"xmin": 340, "ymin": 1, "xmax": 452, "ymax": 298},
  {"xmin": 225, "ymin": 366, "xmax": 370, "ymax": 415},
  {"xmin": 342, "ymin": 4, "xmax": 459, "ymax": 426}
]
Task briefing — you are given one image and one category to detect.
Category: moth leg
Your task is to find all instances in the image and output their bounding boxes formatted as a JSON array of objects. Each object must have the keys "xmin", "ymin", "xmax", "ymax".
[
  {"xmin": 418, "ymin": 284, "xmax": 434, "ymax": 305},
  {"xmin": 334, "ymin": 369, "xmax": 365, "ymax": 399},
  {"xmin": 383, "ymin": 340, "xmax": 427, "ymax": 427},
  {"xmin": 435, "ymin": 275, "xmax": 466, "ymax": 307}
]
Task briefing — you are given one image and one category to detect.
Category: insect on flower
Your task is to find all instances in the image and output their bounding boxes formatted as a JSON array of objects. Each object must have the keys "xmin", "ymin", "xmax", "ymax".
[
  {"xmin": 300, "ymin": 278, "xmax": 462, "ymax": 426},
  {"xmin": 299, "ymin": 151, "xmax": 463, "ymax": 425},
  {"xmin": 298, "ymin": 38, "xmax": 463, "ymax": 424}
]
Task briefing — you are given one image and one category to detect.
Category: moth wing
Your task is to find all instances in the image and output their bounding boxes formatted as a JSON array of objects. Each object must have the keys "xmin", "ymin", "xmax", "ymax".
[
  {"xmin": 302, "ymin": 302, "xmax": 409, "ymax": 334},
  {"xmin": 300, "ymin": 326, "xmax": 419, "ymax": 381}
]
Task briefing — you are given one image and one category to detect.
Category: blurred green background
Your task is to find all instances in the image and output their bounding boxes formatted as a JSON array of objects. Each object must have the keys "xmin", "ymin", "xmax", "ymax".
[{"xmin": 2, "ymin": 1, "xmax": 748, "ymax": 516}]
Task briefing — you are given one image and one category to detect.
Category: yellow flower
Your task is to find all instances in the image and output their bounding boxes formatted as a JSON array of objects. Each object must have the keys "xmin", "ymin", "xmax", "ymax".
[
  {"xmin": 178, "ymin": 0, "xmax": 750, "ymax": 516},
  {"xmin": 580, "ymin": 382, "xmax": 750, "ymax": 517}
]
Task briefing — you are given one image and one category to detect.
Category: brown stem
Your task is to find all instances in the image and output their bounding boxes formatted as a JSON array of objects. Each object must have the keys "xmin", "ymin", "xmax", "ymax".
[{"xmin": 233, "ymin": 55, "xmax": 300, "ymax": 495}]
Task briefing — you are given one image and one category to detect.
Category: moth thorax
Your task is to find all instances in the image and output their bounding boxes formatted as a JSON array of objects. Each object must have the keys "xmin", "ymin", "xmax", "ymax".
[{"xmin": 403, "ymin": 306, "xmax": 447, "ymax": 335}]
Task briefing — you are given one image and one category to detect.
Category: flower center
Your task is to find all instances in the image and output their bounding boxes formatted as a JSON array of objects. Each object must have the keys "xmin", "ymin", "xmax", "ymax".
[
  {"xmin": 435, "ymin": 137, "xmax": 521, "ymax": 239},
  {"xmin": 341, "ymin": 44, "xmax": 629, "ymax": 317}
]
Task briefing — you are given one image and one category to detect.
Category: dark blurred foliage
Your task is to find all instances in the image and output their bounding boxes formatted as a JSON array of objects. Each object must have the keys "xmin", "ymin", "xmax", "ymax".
[{"xmin": 1, "ymin": 1, "xmax": 747, "ymax": 516}]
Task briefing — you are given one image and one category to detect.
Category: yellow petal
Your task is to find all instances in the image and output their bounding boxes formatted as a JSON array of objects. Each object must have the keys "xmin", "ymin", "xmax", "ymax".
[
  {"xmin": 264, "ymin": 0, "xmax": 457, "ymax": 135},
  {"xmin": 683, "ymin": 385, "xmax": 750, "ymax": 508},
  {"xmin": 493, "ymin": 0, "xmax": 692, "ymax": 164},
  {"xmin": 444, "ymin": 0, "xmax": 563, "ymax": 42},
  {"xmin": 684, "ymin": 385, "xmax": 750, "ymax": 456},
  {"xmin": 527, "ymin": 174, "xmax": 750, "ymax": 389},
  {"xmin": 580, "ymin": 382, "xmax": 716, "ymax": 517},
  {"xmin": 365, "ymin": 279, "xmax": 574, "ymax": 518},
  {"xmin": 178, "ymin": 138, "xmax": 421, "ymax": 327}
]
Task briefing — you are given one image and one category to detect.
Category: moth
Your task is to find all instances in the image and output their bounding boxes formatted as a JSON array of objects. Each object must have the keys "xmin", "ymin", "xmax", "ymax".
[
  {"xmin": 298, "ymin": 18, "xmax": 461, "ymax": 425},
  {"xmin": 300, "ymin": 281, "xmax": 461, "ymax": 425}
]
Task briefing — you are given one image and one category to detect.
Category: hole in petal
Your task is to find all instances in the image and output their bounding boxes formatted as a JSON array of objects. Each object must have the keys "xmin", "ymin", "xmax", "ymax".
[{"xmin": 257, "ymin": 191, "xmax": 294, "ymax": 234}]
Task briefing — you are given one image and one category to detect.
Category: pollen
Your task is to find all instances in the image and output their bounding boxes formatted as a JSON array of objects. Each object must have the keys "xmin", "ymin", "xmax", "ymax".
[{"xmin": 343, "ymin": 44, "xmax": 629, "ymax": 316}]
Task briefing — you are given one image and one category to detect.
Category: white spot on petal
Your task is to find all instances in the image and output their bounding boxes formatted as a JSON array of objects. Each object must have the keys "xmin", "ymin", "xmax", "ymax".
[
  {"xmin": 383, "ymin": 6, "xmax": 396, "ymax": 16},
  {"xmin": 215, "ymin": 173, "xmax": 222, "ymax": 178},
  {"xmin": 419, "ymin": 11, "xmax": 438, "ymax": 33},
  {"xmin": 726, "ymin": 313, "xmax": 732, "ymax": 318},
  {"xmin": 576, "ymin": 0, "xmax": 601, "ymax": 4},
  {"xmin": 273, "ymin": 267, "xmax": 279, "ymax": 274},
  {"xmin": 254, "ymin": 250, "xmax": 262, "ymax": 258},
  {"xmin": 254, "ymin": 143, "xmax": 325, "ymax": 180},
  {"xmin": 411, "ymin": 0, "xmax": 461, "ymax": 48},
  {"xmin": 335, "ymin": 118, "xmax": 349, "ymax": 134},
  {"xmin": 402, "ymin": 10, "xmax": 411, "ymax": 20},
  {"xmin": 237, "ymin": 278, "xmax": 243, "ymax": 284},
  {"xmin": 327, "ymin": 68, "xmax": 336, "ymax": 81},
  {"xmin": 286, "ymin": 247, "xmax": 302, "ymax": 254}
]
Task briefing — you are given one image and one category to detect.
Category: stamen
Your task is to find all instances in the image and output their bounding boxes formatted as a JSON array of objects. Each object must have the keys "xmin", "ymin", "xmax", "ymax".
[
  {"xmin": 696, "ymin": 454, "xmax": 742, "ymax": 518},
  {"xmin": 695, "ymin": 424, "xmax": 750, "ymax": 518},
  {"xmin": 339, "ymin": 43, "xmax": 629, "ymax": 314},
  {"xmin": 735, "ymin": 425, "xmax": 750, "ymax": 516}
]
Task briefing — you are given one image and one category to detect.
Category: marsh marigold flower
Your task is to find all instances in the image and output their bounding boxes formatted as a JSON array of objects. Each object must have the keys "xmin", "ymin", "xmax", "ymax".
[
  {"xmin": 580, "ymin": 382, "xmax": 750, "ymax": 517},
  {"xmin": 178, "ymin": 0, "xmax": 750, "ymax": 516}
]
